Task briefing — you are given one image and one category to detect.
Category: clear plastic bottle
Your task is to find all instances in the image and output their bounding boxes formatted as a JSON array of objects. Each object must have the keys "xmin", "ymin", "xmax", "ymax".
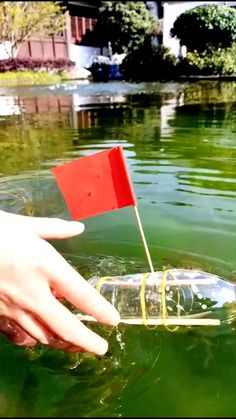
[{"xmin": 87, "ymin": 269, "xmax": 236, "ymax": 328}]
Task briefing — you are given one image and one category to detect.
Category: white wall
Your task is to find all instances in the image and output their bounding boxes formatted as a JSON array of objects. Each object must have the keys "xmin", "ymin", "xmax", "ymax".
[
  {"xmin": 0, "ymin": 42, "xmax": 11, "ymax": 59},
  {"xmin": 163, "ymin": 1, "xmax": 236, "ymax": 56}
]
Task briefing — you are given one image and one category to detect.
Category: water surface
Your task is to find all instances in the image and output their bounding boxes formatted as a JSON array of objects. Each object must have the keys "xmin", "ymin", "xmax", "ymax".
[{"xmin": 0, "ymin": 80, "xmax": 236, "ymax": 417}]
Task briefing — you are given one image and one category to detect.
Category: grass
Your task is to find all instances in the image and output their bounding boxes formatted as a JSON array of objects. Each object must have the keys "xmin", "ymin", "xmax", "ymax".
[{"xmin": 0, "ymin": 70, "xmax": 70, "ymax": 86}]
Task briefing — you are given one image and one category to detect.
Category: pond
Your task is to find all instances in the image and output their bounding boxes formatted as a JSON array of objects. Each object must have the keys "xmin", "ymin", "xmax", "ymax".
[{"xmin": 0, "ymin": 80, "xmax": 236, "ymax": 417}]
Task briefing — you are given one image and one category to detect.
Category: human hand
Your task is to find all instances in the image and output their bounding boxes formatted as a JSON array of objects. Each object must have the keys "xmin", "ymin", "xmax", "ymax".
[{"xmin": 0, "ymin": 211, "xmax": 120, "ymax": 355}]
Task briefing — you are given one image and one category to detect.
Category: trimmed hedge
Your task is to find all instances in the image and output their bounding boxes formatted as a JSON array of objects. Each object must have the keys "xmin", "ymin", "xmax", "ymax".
[{"xmin": 0, "ymin": 58, "xmax": 75, "ymax": 73}]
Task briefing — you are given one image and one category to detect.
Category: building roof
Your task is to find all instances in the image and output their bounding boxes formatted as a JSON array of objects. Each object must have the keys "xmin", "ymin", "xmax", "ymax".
[{"xmin": 66, "ymin": 0, "xmax": 102, "ymax": 18}]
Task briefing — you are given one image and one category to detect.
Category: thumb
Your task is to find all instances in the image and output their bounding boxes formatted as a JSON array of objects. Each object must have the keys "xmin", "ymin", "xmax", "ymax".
[
  {"xmin": 0, "ymin": 211, "xmax": 85, "ymax": 239},
  {"xmin": 29, "ymin": 217, "xmax": 85, "ymax": 240}
]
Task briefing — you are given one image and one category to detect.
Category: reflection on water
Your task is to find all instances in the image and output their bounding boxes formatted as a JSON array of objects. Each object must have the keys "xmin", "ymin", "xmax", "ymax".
[
  {"xmin": 0, "ymin": 173, "xmax": 66, "ymax": 217},
  {"xmin": 0, "ymin": 81, "xmax": 236, "ymax": 417}
]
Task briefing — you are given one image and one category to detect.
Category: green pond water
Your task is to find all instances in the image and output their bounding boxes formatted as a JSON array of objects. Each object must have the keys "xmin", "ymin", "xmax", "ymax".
[{"xmin": 0, "ymin": 80, "xmax": 236, "ymax": 417}]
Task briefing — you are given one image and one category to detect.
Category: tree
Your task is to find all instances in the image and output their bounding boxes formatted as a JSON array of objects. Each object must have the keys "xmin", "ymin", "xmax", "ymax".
[
  {"xmin": 170, "ymin": 4, "xmax": 236, "ymax": 53},
  {"xmin": 0, "ymin": 1, "xmax": 66, "ymax": 58},
  {"xmin": 93, "ymin": 1, "xmax": 156, "ymax": 54}
]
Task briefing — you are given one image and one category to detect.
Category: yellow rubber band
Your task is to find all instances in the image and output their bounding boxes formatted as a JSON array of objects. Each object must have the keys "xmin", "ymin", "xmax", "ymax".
[
  {"xmin": 140, "ymin": 272, "xmax": 158, "ymax": 329},
  {"xmin": 96, "ymin": 276, "xmax": 109, "ymax": 293},
  {"xmin": 161, "ymin": 269, "xmax": 179, "ymax": 332},
  {"xmin": 96, "ymin": 270, "xmax": 180, "ymax": 332}
]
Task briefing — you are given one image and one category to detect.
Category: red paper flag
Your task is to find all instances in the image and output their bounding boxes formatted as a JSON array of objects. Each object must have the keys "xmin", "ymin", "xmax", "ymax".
[{"xmin": 52, "ymin": 146, "xmax": 137, "ymax": 220}]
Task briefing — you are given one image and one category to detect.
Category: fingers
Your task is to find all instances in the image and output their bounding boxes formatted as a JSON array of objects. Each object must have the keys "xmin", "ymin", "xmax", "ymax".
[
  {"xmin": 7, "ymin": 331, "xmax": 37, "ymax": 347},
  {"xmin": 6, "ymin": 311, "xmax": 85, "ymax": 353},
  {"xmin": 25, "ymin": 217, "xmax": 85, "ymax": 240},
  {"xmin": 31, "ymin": 293, "xmax": 109, "ymax": 355},
  {"xmin": 47, "ymin": 251, "xmax": 120, "ymax": 326},
  {"xmin": 3, "ymin": 282, "xmax": 109, "ymax": 355},
  {"xmin": 0, "ymin": 211, "xmax": 85, "ymax": 240},
  {"xmin": 11, "ymin": 311, "xmax": 82, "ymax": 352},
  {"xmin": 0, "ymin": 316, "xmax": 37, "ymax": 347},
  {"xmin": 14, "ymin": 310, "xmax": 55, "ymax": 346},
  {"xmin": 12, "ymin": 297, "xmax": 109, "ymax": 355},
  {"xmin": 0, "ymin": 211, "xmax": 119, "ymax": 355}
]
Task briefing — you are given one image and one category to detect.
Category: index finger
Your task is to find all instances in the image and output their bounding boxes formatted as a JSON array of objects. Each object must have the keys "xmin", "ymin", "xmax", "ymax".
[
  {"xmin": 46, "ymin": 244, "xmax": 120, "ymax": 326},
  {"xmin": 32, "ymin": 293, "xmax": 110, "ymax": 355}
]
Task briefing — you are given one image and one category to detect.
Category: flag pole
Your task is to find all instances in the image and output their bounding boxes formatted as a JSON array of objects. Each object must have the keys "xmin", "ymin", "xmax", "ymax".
[{"xmin": 133, "ymin": 205, "xmax": 154, "ymax": 273}]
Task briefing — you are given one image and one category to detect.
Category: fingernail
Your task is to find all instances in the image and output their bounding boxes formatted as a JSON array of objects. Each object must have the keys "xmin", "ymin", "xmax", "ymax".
[
  {"xmin": 107, "ymin": 307, "xmax": 120, "ymax": 326},
  {"xmin": 96, "ymin": 338, "xmax": 108, "ymax": 356},
  {"xmin": 70, "ymin": 222, "xmax": 85, "ymax": 234}
]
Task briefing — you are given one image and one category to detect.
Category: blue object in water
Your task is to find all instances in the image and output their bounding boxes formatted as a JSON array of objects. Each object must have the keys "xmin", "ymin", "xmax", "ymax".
[{"xmin": 108, "ymin": 64, "xmax": 123, "ymax": 80}]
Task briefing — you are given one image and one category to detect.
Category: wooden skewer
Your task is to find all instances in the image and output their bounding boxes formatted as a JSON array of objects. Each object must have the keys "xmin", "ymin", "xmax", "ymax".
[
  {"xmin": 77, "ymin": 315, "xmax": 220, "ymax": 327},
  {"xmin": 100, "ymin": 278, "xmax": 218, "ymax": 287},
  {"xmin": 159, "ymin": 278, "xmax": 218, "ymax": 286},
  {"xmin": 133, "ymin": 206, "xmax": 155, "ymax": 273}
]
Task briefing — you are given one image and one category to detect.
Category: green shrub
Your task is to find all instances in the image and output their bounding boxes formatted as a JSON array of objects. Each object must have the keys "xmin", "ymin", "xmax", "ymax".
[
  {"xmin": 171, "ymin": 5, "xmax": 236, "ymax": 53},
  {"xmin": 121, "ymin": 43, "xmax": 176, "ymax": 81},
  {"xmin": 177, "ymin": 45, "xmax": 236, "ymax": 75}
]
